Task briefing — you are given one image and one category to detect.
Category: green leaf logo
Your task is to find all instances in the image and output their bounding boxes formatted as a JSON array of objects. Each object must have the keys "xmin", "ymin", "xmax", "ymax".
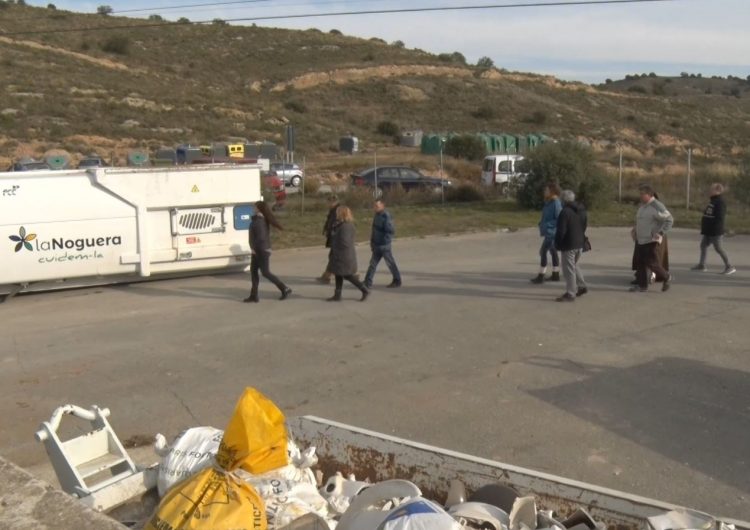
[{"xmin": 9, "ymin": 226, "xmax": 36, "ymax": 253}]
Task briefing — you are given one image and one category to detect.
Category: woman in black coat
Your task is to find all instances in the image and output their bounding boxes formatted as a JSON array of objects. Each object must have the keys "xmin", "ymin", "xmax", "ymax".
[
  {"xmin": 244, "ymin": 201, "xmax": 292, "ymax": 303},
  {"xmin": 327, "ymin": 206, "xmax": 369, "ymax": 302}
]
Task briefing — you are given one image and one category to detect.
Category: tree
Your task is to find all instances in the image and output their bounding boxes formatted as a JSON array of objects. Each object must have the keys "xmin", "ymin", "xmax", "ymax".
[
  {"xmin": 476, "ymin": 56, "xmax": 494, "ymax": 68},
  {"xmin": 212, "ymin": 18, "xmax": 226, "ymax": 25},
  {"xmin": 177, "ymin": 17, "xmax": 190, "ymax": 23},
  {"xmin": 96, "ymin": 4, "xmax": 112, "ymax": 15},
  {"xmin": 391, "ymin": 40, "xmax": 405, "ymax": 48},
  {"xmin": 376, "ymin": 120, "xmax": 399, "ymax": 137},
  {"xmin": 517, "ymin": 141, "xmax": 608, "ymax": 210},
  {"xmin": 450, "ymin": 51, "xmax": 466, "ymax": 65},
  {"xmin": 444, "ymin": 135, "xmax": 487, "ymax": 161},
  {"xmin": 148, "ymin": 14, "xmax": 163, "ymax": 21},
  {"xmin": 47, "ymin": 3, "xmax": 56, "ymax": 9}
]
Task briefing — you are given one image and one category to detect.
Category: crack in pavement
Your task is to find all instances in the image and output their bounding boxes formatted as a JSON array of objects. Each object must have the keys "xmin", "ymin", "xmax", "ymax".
[{"xmin": 169, "ymin": 389, "xmax": 199, "ymax": 424}]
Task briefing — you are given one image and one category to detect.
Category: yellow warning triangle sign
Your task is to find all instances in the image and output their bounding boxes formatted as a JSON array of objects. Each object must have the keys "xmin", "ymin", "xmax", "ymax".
[{"xmin": 191, "ymin": 184, "xmax": 200, "ymax": 193}]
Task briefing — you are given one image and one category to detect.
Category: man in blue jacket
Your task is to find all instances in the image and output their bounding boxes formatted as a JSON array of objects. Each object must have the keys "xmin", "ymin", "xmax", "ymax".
[
  {"xmin": 531, "ymin": 182, "xmax": 562, "ymax": 284},
  {"xmin": 364, "ymin": 199, "xmax": 402, "ymax": 288}
]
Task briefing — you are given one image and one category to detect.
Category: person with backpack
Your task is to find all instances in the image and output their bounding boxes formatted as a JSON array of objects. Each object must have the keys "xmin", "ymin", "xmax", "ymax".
[{"xmin": 692, "ymin": 183, "xmax": 736, "ymax": 275}]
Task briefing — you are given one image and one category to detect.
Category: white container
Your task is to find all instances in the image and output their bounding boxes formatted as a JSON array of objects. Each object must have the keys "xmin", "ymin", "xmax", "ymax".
[{"xmin": 0, "ymin": 164, "xmax": 262, "ymax": 294}]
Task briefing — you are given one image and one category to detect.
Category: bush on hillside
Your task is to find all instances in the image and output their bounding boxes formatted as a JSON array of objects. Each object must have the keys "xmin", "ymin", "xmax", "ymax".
[
  {"xmin": 447, "ymin": 183, "xmax": 484, "ymax": 202},
  {"xmin": 100, "ymin": 35, "xmax": 129, "ymax": 55},
  {"xmin": 517, "ymin": 141, "xmax": 608, "ymax": 210},
  {"xmin": 476, "ymin": 56, "xmax": 494, "ymax": 68},
  {"xmin": 284, "ymin": 100, "xmax": 307, "ymax": 113},
  {"xmin": 444, "ymin": 134, "xmax": 486, "ymax": 161},
  {"xmin": 376, "ymin": 120, "xmax": 399, "ymax": 137},
  {"xmin": 96, "ymin": 4, "xmax": 112, "ymax": 15},
  {"xmin": 303, "ymin": 177, "xmax": 320, "ymax": 195}
]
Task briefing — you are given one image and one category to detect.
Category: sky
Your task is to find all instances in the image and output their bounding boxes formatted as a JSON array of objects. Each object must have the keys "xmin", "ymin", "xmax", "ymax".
[{"xmin": 44, "ymin": 0, "xmax": 750, "ymax": 83}]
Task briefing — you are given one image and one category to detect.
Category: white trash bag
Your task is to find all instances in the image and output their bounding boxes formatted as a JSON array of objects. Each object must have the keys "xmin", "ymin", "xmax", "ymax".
[{"xmin": 153, "ymin": 426, "xmax": 223, "ymax": 497}]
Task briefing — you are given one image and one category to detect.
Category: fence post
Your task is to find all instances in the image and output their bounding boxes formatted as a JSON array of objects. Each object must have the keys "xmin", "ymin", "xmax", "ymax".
[
  {"xmin": 618, "ymin": 145, "xmax": 623, "ymax": 203},
  {"xmin": 686, "ymin": 147, "xmax": 692, "ymax": 210},
  {"xmin": 301, "ymin": 156, "xmax": 306, "ymax": 215}
]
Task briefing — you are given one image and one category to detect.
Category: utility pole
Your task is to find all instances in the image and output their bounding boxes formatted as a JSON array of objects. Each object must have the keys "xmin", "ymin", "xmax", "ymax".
[
  {"xmin": 686, "ymin": 147, "xmax": 692, "ymax": 210},
  {"xmin": 618, "ymin": 145, "xmax": 623, "ymax": 203},
  {"xmin": 374, "ymin": 148, "xmax": 378, "ymax": 198},
  {"xmin": 439, "ymin": 144, "xmax": 445, "ymax": 205}
]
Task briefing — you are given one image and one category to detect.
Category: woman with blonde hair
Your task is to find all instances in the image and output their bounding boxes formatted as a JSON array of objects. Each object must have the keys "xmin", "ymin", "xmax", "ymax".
[{"xmin": 327, "ymin": 206, "xmax": 369, "ymax": 302}]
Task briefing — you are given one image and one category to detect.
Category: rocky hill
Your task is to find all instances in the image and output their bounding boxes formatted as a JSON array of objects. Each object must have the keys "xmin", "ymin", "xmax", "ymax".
[{"xmin": 1, "ymin": 2, "xmax": 749, "ymax": 169}]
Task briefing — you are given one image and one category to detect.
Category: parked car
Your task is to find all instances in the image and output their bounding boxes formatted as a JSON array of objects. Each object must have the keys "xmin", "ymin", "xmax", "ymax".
[
  {"xmin": 77, "ymin": 155, "xmax": 106, "ymax": 169},
  {"xmin": 8, "ymin": 158, "xmax": 50, "ymax": 171},
  {"xmin": 480, "ymin": 155, "xmax": 527, "ymax": 192},
  {"xmin": 269, "ymin": 162, "xmax": 304, "ymax": 187},
  {"xmin": 351, "ymin": 166, "xmax": 451, "ymax": 196}
]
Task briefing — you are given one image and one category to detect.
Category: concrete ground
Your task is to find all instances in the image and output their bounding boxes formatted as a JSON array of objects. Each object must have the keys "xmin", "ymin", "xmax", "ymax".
[{"xmin": 1, "ymin": 227, "xmax": 748, "ymax": 521}]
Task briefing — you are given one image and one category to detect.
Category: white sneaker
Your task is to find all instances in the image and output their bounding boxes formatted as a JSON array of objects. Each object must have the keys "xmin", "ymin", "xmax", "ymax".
[{"xmin": 722, "ymin": 267, "xmax": 737, "ymax": 275}]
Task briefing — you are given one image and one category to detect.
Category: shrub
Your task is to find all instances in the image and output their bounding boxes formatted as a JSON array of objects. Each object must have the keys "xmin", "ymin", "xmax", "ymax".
[
  {"xmin": 471, "ymin": 106, "xmax": 495, "ymax": 119},
  {"xmin": 96, "ymin": 4, "xmax": 112, "ymax": 15},
  {"xmin": 177, "ymin": 17, "xmax": 190, "ymax": 23},
  {"xmin": 148, "ymin": 14, "xmax": 163, "ymax": 21},
  {"xmin": 444, "ymin": 134, "xmax": 487, "ymax": 161},
  {"xmin": 524, "ymin": 110, "xmax": 547, "ymax": 125},
  {"xmin": 447, "ymin": 183, "xmax": 485, "ymax": 203},
  {"xmin": 376, "ymin": 120, "xmax": 399, "ymax": 137},
  {"xmin": 362, "ymin": 53, "xmax": 375, "ymax": 62},
  {"xmin": 80, "ymin": 40, "xmax": 90, "ymax": 51},
  {"xmin": 341, "ymin": 186, "xmax": 376, "ymax": 210},
  {"xmin": 450, "ymin": 52, "xmax": 466, "ymax": 64},
  {"xmin": 303, "ymin": 177, "xmax": 321, "ymax": 195},
  {"xmin": 730, "ymin": 87, "xmax": 741, "ymax": 98},
  {"xmin": 652, "ymin": 82, "xmax": 666, "ymax": 96},
  {"xmin": 284, "ymin": 100, "xmax": 307, "ymax": 113},
  {"xmin": 100, "ymin": 35, "xmax": 130, "ymax": 55},
  {"xmin": 627, "ymin": 85, "xmax": 647, "ymax": 94},
  {"xmin": 47, "ymin": 3, "xmax": 56, "ymax": 8},
  {"xmin": 391, "ymin": 40, "xmax": 404, "ymax": 48},
  {"xmin": 517, "ymin": 141, "xmax": 608, "ymax": 210},
  {"xmin": 329, "ymin": 29, "xmax": 342, "ymax": 35},
  {"xmin": 605, "ymin": 78, "xmax": 613, "ymax": 84},
  {"xmin": 476, "ymin": 56, "xmax": 494, "ymax": 68}
]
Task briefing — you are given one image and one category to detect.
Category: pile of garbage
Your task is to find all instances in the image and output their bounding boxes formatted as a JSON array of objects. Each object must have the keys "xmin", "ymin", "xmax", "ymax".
[{"xmin": 146, "ymin": 388, "xmax": 736, "ymax": 530}]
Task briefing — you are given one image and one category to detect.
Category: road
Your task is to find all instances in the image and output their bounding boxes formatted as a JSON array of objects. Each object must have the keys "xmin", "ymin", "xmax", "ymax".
[{"xmin": 1, "ymin": 227, "xmax": 748, "ymax": 520}]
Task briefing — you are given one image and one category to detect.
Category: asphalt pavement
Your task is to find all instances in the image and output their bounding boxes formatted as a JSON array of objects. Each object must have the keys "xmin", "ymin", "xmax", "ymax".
[{"xmin": 1, "ymin": 227, "xmax": 748, "ymax": 520}]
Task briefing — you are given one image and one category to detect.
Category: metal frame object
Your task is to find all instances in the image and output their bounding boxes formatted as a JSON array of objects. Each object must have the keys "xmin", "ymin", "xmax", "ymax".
[
  {"xmin": 35, "ymin": 404, "xmax": 156, "ymax": 512},
  {"xmin": 288, "ymin": 416, "xmax": 750, "ymax": 530}
]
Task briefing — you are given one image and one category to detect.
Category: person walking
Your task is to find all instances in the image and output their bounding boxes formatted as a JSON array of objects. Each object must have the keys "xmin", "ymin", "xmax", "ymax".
[
  {"xmin": 631, "ymin": 185, "xmax": 674, "ymax": 292},
  {"xmin": 692, "ymin": 183, "xmax": 736, "ymax": 275},
  {"xmin": 630, "ymin": 192, "xmax": 669, "ymax": 285},
  {"xmin": 243, "ymin": 201, "xmax": 292, "ymax": 303},
  {"xmin": 316, "ymin": 194, "xmax": 340, "ymax": 284},
  {"xmin": 554, "ymin": 190, "xmax": 588, "ymax": 302},
  {"xmin": 531, "ymin": 182, "xmax": 562, "ymax": 284},
  {"xmin": 327, "ymin": 206, "xmax": 369, "ymax": 302},
  {"xmin": 364, "ymin": 199, "xmax": 402, "ymax": 289}
]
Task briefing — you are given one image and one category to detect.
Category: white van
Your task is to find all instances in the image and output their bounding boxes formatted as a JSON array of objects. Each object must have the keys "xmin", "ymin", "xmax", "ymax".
[{"xmin": 480, "ymin": 154, "xmax": 525, "ymax": 187}]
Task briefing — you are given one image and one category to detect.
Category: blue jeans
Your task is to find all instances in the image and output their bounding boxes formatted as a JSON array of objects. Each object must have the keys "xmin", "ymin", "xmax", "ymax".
[
  {"xmin": 365, "ymin": 245, "xmax": 401, "ymax": 286},
  {"xmin": 540, "ymin": 237, "xmax": 559, "ymax": 268}
]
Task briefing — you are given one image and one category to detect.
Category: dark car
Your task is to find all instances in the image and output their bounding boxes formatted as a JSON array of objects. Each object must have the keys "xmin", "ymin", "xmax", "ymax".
[
  {"xmin": 351, "ymin": 166, "xmax": 451, "ymax": 195},
  {"xmin": 8, "ymin": 158, "xmax": 51, "ymax": 171}
]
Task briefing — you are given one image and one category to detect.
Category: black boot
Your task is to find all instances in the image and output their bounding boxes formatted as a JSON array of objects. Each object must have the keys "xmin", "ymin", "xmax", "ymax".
[
  {"xmin": 530, "ymin": 273, "xmax": 545, "ymax": 284},
  {"xmin": 360, "ymin": 287, "xmax": 369, "ymax": 302},
  {"xmin": 327, "ymin": 290, "xmax": 342, "ymax": 302},
  {"xmin": 279, "ymin": 287, "xmax": 292, "ymax": 301},
  {"xmin": 243, "ymin": 292, "xmax": 259, "ymax": 303},
  {"xmin": 549, "ymin": 271, "xmax": 560, "ymax": 282}
]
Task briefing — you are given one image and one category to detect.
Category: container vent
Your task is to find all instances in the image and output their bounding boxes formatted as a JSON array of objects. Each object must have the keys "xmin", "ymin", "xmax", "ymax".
[{"xmin": 171, "ymin": 207, "xmax": 225, "ymax": 235}]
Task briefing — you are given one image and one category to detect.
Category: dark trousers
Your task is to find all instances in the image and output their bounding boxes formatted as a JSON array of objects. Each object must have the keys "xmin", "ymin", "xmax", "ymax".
[
  {"xmin": 365, "ymin": 245, "xmax": 401, "ymax": 286},
  {"xmin": 250, "ymin": 252, "xmax": 287, "ymax": 295},
  {"xmin": 635, "ymin": 243, "xmax": 669, "ymax": 289},
  {"xmin": 539, "ymin": 238, "xmax": 559, "ymax": 268},
  {"xmin": 335, "ymin": 274, "xmax": 367, "ymax": 293}
]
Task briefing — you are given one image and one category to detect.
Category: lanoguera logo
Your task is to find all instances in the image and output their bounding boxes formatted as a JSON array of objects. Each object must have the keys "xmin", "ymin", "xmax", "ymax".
[{"xmin": 9, "ymin": 226, "xmax": 37, "ymax": 252}]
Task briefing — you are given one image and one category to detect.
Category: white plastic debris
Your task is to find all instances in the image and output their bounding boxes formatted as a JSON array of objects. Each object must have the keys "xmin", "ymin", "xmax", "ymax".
[
  {"xmin": 648, "ymin": 509, "xmax": 716, "ymax": 530},
  {"xmin": 377, "ymin": 498, "xmax": 463, "ymax": 530},
  {"xmin": 336, "ymin": 479, "xmax": 422, "ymax": 530},
  {"xmin": 509, "ymin": 496, "xmax": 537, "ymax": 530},
  {"xmin": 154, "ymin": 426, "xmax": 223, "ymax": 497},
  {"xmin": 449, "ymin": 501, "xmax": 510, "ymax": 530},
  {"xmin": 320, "ymin": 472, "xmax": 372, "ymax": 515}
]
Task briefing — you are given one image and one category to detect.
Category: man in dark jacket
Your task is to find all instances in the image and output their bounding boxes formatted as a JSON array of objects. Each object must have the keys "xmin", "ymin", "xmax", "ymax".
[
  {"xmin": 364, "ymin": 199, "xmax": 402, "ymax": 288},
  {"xmin": 692, "ymin": 183, "xmax": 735, "ymax": 275},
  {"xmin": 317, "ymin": 195, "xmax": 340, "ymax": 284},
  {"xmin": 554, "ymin": 190, "xmax": 588, "ymax": 302}
]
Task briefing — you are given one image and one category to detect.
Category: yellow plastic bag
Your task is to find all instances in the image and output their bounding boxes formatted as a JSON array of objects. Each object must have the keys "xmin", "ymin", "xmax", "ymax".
[
  {"xmin": 145, "ymin": 388, "xmax": 289, "ymax": 530},
  {"xmin": 147, "ymin": 467, "xmax": 266, "ymax": 530},
  {"xmin": 216, "ymin": 387, "xmax": 289, "ymax": 474}
]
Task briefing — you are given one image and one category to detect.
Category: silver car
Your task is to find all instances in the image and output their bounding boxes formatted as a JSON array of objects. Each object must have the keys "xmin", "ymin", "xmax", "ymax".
[{"xmin": 269, "ymin": 162, "xmax": 304, "ymax": 187}]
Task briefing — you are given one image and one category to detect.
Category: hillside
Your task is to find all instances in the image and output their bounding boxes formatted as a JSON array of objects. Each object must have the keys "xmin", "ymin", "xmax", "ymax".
[{"xmin": 1, "ymin": 2, "xmax": 749, "ymax": 177}]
